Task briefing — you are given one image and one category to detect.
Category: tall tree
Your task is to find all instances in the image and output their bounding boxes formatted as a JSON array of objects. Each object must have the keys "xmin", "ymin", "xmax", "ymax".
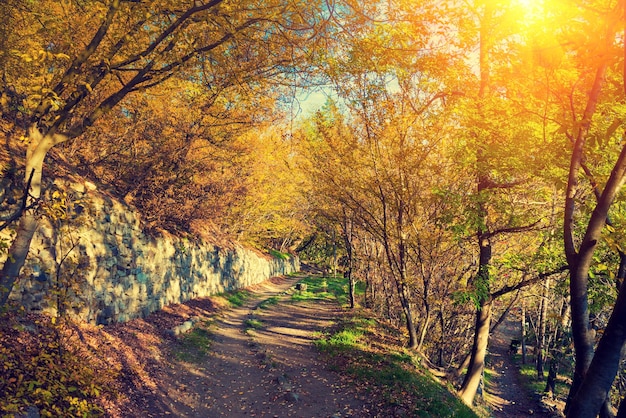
[
  {"xmin": 557, "ymin": 1, "xmax": 626, "ymax": 414},
  {"xmin": 455, "ymin": 0, "xmax": 558, "ymax": 403}
]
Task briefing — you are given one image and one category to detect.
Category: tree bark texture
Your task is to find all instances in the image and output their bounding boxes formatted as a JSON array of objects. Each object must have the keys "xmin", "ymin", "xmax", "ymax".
[
  {"xmin": 537, "ymin": 278, "xmax": 550, "ymax": 379},
  {"xmin": 398, "ymin": 281, "xmax": 419, "ymax": 349},
  {"xmin": 563, "ymin": 59, "xmax": 612, "ymax": 412},
  {"xmin": 522, "ymin": 298, "xmax": 528, "ymax": 364},
  {"xmin": 566, "ymin": 143, "xmax": 626, "ymax": 411},
  {"xmin": 459, "ymin": 298, "xmax": 493, "ymax": 406},
  {"xmin": 1, "ymin": 127, "xmax": 67, "ymax": 306},
  {"xmin": 567, "ymin": 284, "xmax": 626, "ymax": 418}
]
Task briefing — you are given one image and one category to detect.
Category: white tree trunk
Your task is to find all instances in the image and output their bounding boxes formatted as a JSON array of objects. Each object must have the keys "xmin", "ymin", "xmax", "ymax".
[{"xmin": 0, "ymin": 126, "xmax": 67, "ymax": 306}]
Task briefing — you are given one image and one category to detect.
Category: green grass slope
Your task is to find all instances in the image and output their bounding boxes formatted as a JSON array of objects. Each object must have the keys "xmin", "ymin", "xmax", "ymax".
[{"xmin": 293, "ymin": 275, "xmax": 478, "ymax": 418}]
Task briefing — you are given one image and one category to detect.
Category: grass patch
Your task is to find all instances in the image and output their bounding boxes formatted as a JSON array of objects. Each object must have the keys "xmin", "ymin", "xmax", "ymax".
[
  {"xmin": 315, "ymin": 312, "xmax": 478, "ymax": 418},
  {"xmin": 519, "ymin": 364, "xmax": 546, "ymax": 393},
  {"xmin": 514, "ymin": 358, "xmax": 569, "ymax": 401},
  {"xmin": 257, "ymin": 296, "xmax": 280, "ymax": 310},
  {"xmin": 173, "ymin": 324, "xmax": 212, "ymax": 363},
  {"xmin": 483, "ymin": 367, "xmax": 495, "ymax": 388},
  {"xmin": 291, "ymin": 276, "xmax": 352, "ymax": 305},
  {"xmin": 269, "ymin": 249, "xmax": 291, "ymax": 260},
  {"xmin": 244, "ymin": 318, "xmax": 264, "ymax": 331},
  {"xmin": 518, "ymin": 362, "xmax": 571, "ymax": 397},
  {"xmin": 316, "ymin": 327, "xmax": 363, "ymax": 352},
  {"xmin": 223, "ymin": 290, "xmax": 252, "ymax": 307},
  {"xmin": 315, "ymin": 316, "xmax": 373, "ymax": 354}
]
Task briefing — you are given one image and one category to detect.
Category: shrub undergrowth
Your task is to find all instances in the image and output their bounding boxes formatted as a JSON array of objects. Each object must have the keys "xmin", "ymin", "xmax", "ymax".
[
  {"xmin": 0, "ymin": 312, "xmax": 115, "ymax": 417},
  {"xmin": 316, "ymin": 314, "xmax": 478, "ymax": 417}
]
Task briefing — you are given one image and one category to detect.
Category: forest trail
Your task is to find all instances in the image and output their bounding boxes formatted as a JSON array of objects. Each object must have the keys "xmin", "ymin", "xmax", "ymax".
[
  {"xmin": 486, "ymin": 313, "xmax": 554, "ymax": 417},
  {"xmin": 131, "ymin": 274, "xmax": 376, "ymax": 417},
  {"xmin": 103, "ymin": 275, "xmax": 562, "ymax": 417}
]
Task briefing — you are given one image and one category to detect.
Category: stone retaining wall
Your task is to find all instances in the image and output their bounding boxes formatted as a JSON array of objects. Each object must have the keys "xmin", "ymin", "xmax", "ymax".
[{"xmin": 4, "ymin": 180, "xmax": 299, "ymax": 324}]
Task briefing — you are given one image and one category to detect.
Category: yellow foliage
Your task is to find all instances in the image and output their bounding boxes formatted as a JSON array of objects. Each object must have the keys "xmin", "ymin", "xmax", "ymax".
[{"xmin": 0, "ymin": 313, "xmax": 114, "ymax": 417}]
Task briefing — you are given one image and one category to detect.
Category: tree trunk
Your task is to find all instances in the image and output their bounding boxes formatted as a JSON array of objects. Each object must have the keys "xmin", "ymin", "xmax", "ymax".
[
  {"xmin": 544, "ymin": 295, "xmax": 571, "ymax": 396},
  {"xmin": 454, "ymin": 350, "xmax": 472, "ymax": 381},
  {"xmin": 567, "ymin": 283, "xmax": 626, "ymax": 418},
  {"xmin": 438, "ymin": 311, "xmax": 446, "ymax": 367},
  {"xmin": 617, "ymin": 394, "xmax": 626, "ymax": 418},
  {"xmin": 563, "ymin": 57, "xmax": 617, "ymax": 412},
  {"xmin": 332, "ymin": 229, "xmax": 337, "ymax": 277},
  {"xmin": 616, "ymin": 251, "xmax": 626, "ymax": 291},
  {"xmin": 0, "ymin": 210, "xmax": 38, "ymax": 305},
  {"xmin": 459, "ymin": 298, "xmax": 493, "ymax": 405},
  {"xmin": 567, "ymin": 255, "xmax": 597, "ymax": 411},
  {"xmin": 363, "ymin": 240, "xmax": 373, "ymax": 309},
  {"xmin": 537, "ymin": 278, "xmax": 550, "ymax": 380},
  {"xmin": 398, "ymin": 281, "xmax": 418, "ymax": 349},
  {"xmin": 522, "ymin": 298, "xmax": 528, "ymax": 364},
  {"xmin": 1, "ymin": 127, "xmax": 66, "ymax": 306},
  {"xmin": 566, "ymin": 142, "xmax": 626, "ymax": 411},
  {"xmin": 382, "ymin": 274, "xmax": 393, "ymax": 322},
  {"xmin": 340, "ymin": 211, "xmax": 356, "ymax": 309},
  {"xmin": 600, "ymin": 400, "xmax": 616, "ymax": 418},
  {"xmin": 348, "ymin": 272, "xmax": 356, "ymax": 309},
  {"xmin": 417, "ymin": 308, "xmax": 431, "ymax": 351},
  {"xmin": 545, "ymin": 356, "xmax": 559, "ymax": 398},
  {"xmin": 459, "ymin": 220, "xmax": 493, "ymax": 405}
]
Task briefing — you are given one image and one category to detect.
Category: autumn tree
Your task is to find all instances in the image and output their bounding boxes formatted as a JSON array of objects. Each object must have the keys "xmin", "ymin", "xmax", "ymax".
[
  {"xmin": 0, "ymin": 0, "xmax": 328, "ymax": 305},
  {"xmin": 556, "ymin": 0, "xmax": 626, "ymax": 414},
  {"xmin": 412, "ymin": 0, "xmax": 565, "ymax": 404},
  {"xmin": 225, "ymin": 125, "xmax": 313, "ymax": 250}
]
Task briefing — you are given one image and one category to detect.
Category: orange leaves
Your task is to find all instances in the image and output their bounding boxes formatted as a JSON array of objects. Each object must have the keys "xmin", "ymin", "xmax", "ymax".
[{"xmin": 0, "ymin": 312, "xmax": 113, "ymax": 416}]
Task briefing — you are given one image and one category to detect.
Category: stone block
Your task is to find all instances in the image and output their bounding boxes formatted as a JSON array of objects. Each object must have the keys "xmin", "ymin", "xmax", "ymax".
[
  {"xmin": 171, "ymin": 320, "xmax": 194, "ymax": 336},
  {"xmin": 96, "ymin": 305, "xmax": 115, "ymax": 325},
  {"xmin": 125, "ymin": 284, "xmax": 140, "ymax": 300},
  {"xmin": 136, "ymin": 272, "xmax": 149, "ymax": 284}
]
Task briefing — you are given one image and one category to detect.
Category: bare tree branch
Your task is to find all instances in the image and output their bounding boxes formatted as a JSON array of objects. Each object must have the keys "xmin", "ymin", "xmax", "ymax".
[
  {"xmin": 0, "ymin": 168, "xmax": 36, "ymax": 229},
  {"xmin": 491, "ymin": 266, "xmax": 568, "ymax": 299}
]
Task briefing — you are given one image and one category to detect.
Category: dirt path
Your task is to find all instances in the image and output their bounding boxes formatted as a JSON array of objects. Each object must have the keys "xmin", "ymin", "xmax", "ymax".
[
  {"xmin": 139, "ymin": 275, "xmax": 373, "ymax": 417},
  {"xmin": 486, "ymin": 314, "xmax": 554, "ymax": 417}
]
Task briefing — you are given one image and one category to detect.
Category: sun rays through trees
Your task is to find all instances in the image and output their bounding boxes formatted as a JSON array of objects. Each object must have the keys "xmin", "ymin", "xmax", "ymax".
[{"xmin": 2, "ymin": 0, "xmax": 626, "ymax": 416}]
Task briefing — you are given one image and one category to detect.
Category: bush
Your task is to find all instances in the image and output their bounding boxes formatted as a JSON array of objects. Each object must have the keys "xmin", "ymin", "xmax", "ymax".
[{"xmin": 0, "ymin": 312, "xmax": 115, "ymax": 417}]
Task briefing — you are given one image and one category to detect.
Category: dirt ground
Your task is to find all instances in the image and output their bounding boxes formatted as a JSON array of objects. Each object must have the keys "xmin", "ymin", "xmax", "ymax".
[
  {"xmin": 104, "ymin": 275, "xmax": 378, "ymax": 417},
  {"xmin": 486, "ymin": 314, "xmax": 562, "ymax": 418},
  {"xmin": 97, "ymin": 274, "xmax": 568, "ymax": 417}
]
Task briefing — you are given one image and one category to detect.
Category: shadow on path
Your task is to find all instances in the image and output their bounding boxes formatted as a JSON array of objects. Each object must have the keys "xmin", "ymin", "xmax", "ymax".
[{"xmin": 154, "ymin": 275, "xmax": 373, "ymax": 417}]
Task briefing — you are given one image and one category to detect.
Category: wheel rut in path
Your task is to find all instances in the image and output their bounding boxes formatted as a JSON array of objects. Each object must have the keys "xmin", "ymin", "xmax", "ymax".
[{"xmin": 157, "ymin": 275, "xmax": 373, "ymax": 417}]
